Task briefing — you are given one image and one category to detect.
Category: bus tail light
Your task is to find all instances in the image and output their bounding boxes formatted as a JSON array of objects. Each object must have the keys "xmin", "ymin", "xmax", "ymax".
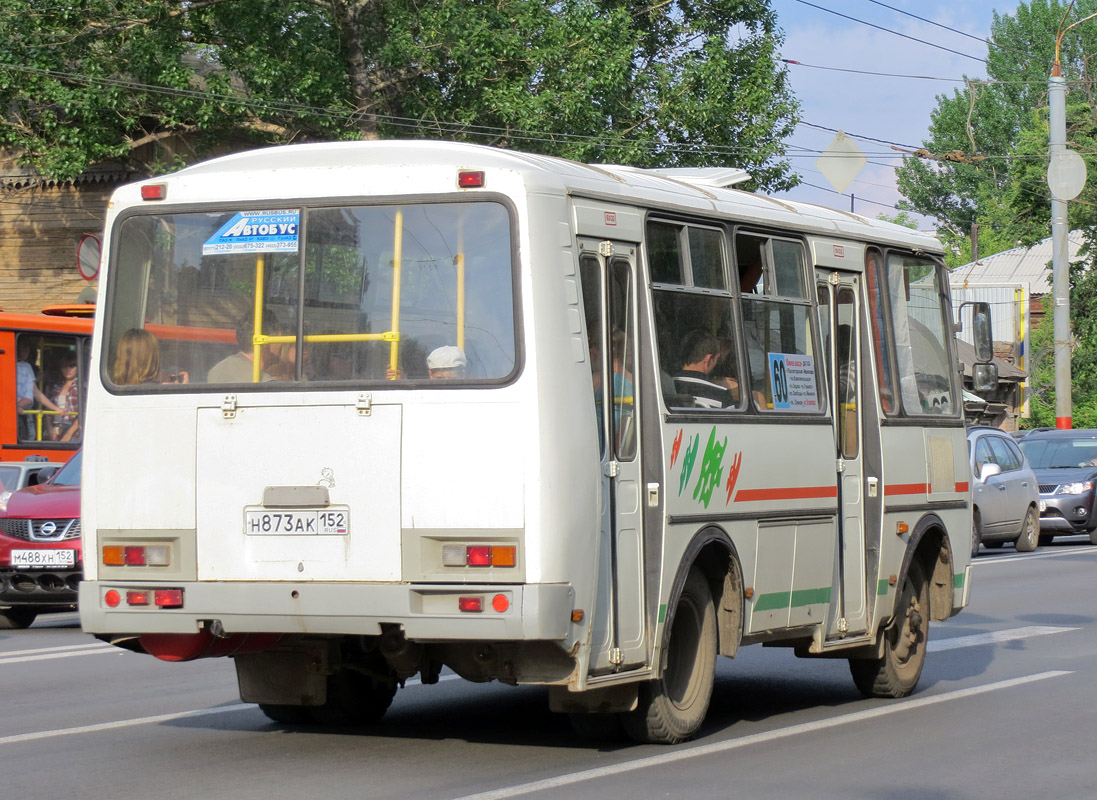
[
  {"xmin": 154, "ymin": 589, "xmax": 184, "ymax": 608},
  {"xmin": 441, "ymin": 544, "xmax": 517, "ymax": 568},
  {"xmin": 126, "ymin": 590, "xmax": 150, "ymax": 606},
  {"xmin": 103, "ymin": 544, "xmax": 171, "ymax": 568},
  {"xmin": 458, "ymin": 596, "xmax": 483, "ymax": 612}
]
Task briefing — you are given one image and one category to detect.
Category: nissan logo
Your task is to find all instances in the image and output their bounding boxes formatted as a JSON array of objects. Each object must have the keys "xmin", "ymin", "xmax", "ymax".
[{"xmin": 39, "ymin": 521, "xmax": 58, "ymax": 537}]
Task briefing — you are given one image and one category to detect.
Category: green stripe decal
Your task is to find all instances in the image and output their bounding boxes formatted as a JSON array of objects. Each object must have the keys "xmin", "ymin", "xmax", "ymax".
[
  {"xmin": 658, "ymin": 603, "xmax": 667, "ymax": 624},
  {"xmin": 878, "ymin": 579, "xmax": 891, "ymax": 596},
  {"xmin": 754, "ymin": 587, "xmax": 832, "ymax": 612},
  {"xmin": 954, "ymin": 573, "xmax": 964, "ymax": 589}
]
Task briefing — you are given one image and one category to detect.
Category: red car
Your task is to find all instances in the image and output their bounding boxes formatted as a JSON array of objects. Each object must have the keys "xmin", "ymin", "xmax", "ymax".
[{"xmin": 0, "ymin": 449, "xmax": 81, "ymax": 629}]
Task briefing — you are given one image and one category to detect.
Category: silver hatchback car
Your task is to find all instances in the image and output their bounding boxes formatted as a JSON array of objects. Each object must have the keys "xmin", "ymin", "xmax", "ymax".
[{"xmin": 968, "ymin": 426, "xmax": 1042, "ymax": 555}]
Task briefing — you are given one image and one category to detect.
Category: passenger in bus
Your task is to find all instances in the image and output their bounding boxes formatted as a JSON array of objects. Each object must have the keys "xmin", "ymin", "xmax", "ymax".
[
  {"xmin": 16, "ymin": 339, "xmax": 62, "ymax": 441},
  {"xmin": 711, "ymin": 338, "xmax": 741, "ymax": 404},
  {"xmin": 426, "ymin": 345, "xmax": 467, "ymax": 379},
  {"xmin": 738, "ymin": 248, "xmax": 770, "ymax": 404},
  {"xmin": 44, "ymin": 352, "xmax": 81, "ymax": 442},
  {"xmin": 674, "ymin": 330, "xmax": 732, "ymax": 408},
  {"xmin": 207, "ymin": 315, "xmax": 274, "ymax": 383},
  {"xmin": 113, "ymin": 328, "xmax": 190, "ymax": 386}
]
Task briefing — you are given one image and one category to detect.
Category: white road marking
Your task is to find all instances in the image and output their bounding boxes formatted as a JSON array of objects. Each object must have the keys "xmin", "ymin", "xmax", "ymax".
[
  {"xmin": 1, "ymin": 642, "xmax": 113, "ymax": 658},
  {"xmin": 976, "ymin": 545, "xmax": 1097, "ymax": 564},
  {"xmin": 0, "ymin": 703, "xmax": 253, "ymax": 746},
  {"xmin": 0, "ymin": 626, "xmax": 1072, "ymax": 749},
  {"xmin": 929, "ymin": 625, "xmax": 1076, "ymax": 652},
  {"xmin": 0, "ymin": 671, "xmax": 462, "ymax": 746},
  {"xmin": 452, "ymin": 671, "xmax": 1072, "ymax": 800}
]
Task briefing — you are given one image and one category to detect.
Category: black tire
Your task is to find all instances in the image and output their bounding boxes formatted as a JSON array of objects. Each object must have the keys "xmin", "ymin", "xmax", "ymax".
[
  {"xmin": 849, "ymin": 559, "xmax": 929, "ymax": 698},
  {"xmin": 258, "ymin": 704, "xmax": 312, "ymax": 724},
  {"xmin": 983, "ymin": 541, "xmax": 1005, "ymax": 549},
  {"xmin": 971, "ymin": 511, "xmax": 982, "ymax": 557},
  {"xmin": 1039, "ymin": 534, "xmax": 1055, "ymax": 546},
  {"xmin": 1014, "ymin": 506, "xmax": 1040, "ymax": 552},
  {"xmin": 309, "ymin": 669, "xmax": 396, "ymax": 725},
  {"xmin": 568, "ymin": 712, "xmax": 628, "ymax": 741},
  {"xmin": 622, "ymin": 568, "xmax": 717, "ymax": 744},
  {"xmin": 0, "ymin": 607, "xmax": 37, "ymax": 630}
]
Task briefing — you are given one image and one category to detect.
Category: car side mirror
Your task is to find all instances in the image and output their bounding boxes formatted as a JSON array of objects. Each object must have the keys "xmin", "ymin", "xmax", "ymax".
[
  {"xmin": 29, "ymin": 467, "xmax": 58, "ymax": 486},
  {"xmin": 978, "ymin": 462, "xmax": 1002, "ymax": 482}
]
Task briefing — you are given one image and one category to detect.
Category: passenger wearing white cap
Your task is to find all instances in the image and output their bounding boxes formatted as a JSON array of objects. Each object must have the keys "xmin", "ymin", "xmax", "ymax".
[{"xmin": 426, "ymin": 345, "xmax": 466, "ymax": 379}]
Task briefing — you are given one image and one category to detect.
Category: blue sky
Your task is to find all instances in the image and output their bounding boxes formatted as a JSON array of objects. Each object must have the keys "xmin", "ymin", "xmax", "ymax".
[{"xmin": 766, "ymin": 0, "xmax": 1014, "ymax": 226}]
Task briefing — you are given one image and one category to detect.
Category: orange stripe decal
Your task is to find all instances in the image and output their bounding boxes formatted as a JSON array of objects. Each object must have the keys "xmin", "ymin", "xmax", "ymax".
[
  {"xmin": 884, "ymin": 483, "xmax": 928, "ymax": 496},
  {"xmin": 735, "ymin": 486, "xmax": 838, "ymax": 502},
  {"xmin": 954, "ymin": 481, "xmax": 969, "ymax": 492}
]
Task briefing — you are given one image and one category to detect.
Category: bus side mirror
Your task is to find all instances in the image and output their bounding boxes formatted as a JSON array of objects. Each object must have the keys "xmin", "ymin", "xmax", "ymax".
[
  {"xmin": 958, "ymin": 301, "xmax": 994, "ymax": 362},
  {"xmin": 972, "ymin": 363, "xmax": 998, "ymax": 391}
]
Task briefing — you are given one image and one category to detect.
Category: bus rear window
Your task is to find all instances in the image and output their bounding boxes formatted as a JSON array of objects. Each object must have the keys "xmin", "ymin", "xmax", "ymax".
[{"xmin": 105, "ymin": 201, "xmax": 517, "ymax": 388}]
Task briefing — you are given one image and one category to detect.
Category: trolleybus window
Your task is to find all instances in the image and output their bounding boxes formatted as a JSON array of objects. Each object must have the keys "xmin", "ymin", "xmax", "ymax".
[
  {"xmin": 105, "ymin": 201, "xmax": 516, "ymax": 388},
  {"xmin": 15, "ymin": 332, "xmax": 87, "ymax": 445}
]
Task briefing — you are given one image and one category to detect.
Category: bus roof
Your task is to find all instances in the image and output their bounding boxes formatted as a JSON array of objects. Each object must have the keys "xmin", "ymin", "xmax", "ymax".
[
  {"xmin": 122, "ymin": 140, "xmax": 943, "ymax": 254},
  {"xmin": 0, "ymin": 310, "xmax": 94, "ymax": 334}
]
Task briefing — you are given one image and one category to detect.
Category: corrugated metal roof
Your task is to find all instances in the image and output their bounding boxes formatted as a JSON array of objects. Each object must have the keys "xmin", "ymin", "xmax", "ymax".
[{"xmin": 949, "ymin": 231, "xmax": 1085, "ymax": 295}]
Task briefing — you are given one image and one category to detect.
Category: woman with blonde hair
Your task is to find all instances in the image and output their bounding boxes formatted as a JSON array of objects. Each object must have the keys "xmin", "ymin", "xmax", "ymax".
[{"xmin": 113, "ymin": 328, "xmax": 189, "ymax": 385}]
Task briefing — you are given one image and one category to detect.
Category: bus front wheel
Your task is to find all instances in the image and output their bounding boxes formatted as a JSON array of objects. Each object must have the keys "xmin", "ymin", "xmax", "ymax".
[
  {"xmin": 623, "ymin": 568, "xmax": 717, "ymax": 744},
  {"xmin": 849, "ymin": 559, "xmax": 929, "ymax": 698}
]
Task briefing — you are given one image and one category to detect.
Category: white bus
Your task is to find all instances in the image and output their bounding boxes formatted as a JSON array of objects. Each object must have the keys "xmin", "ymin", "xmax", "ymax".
[{"xmin": 80, "ymin": 141, "xmax": 994, "ymax": 743}]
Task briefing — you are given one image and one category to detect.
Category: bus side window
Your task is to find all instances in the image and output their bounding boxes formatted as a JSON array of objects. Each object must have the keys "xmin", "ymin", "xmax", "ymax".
[{"xmin": 735, "ymin": 232, "xmax": 819, "ymax": 413}]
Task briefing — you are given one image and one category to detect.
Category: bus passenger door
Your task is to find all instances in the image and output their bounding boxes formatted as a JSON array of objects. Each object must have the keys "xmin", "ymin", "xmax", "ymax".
[
  {"xmin": 579, "ymin": 241, "xmax": 646, "ymax": 673},
  {"xmin": 818, "ymin": 274, "xmax": 868, "ymax": 637}
]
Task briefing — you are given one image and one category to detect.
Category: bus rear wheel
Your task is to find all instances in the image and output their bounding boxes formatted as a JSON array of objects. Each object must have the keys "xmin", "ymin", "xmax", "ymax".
[
  {"xmin": 0, "ymin": 607, "xmax": 37, "ymax": 629},
  {"xmin": 623, "ymin": 568, "xmax": 716, "ymax": 744},
  {"xmin": 849, "ymin": 559, "xmax": 929, "ymax": 698},
  {"xmin": 309, "ymin": 668, "xmax": 396, "ymax": 725}
]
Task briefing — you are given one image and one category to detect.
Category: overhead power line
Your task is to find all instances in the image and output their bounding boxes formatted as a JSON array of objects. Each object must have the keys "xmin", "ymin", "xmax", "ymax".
[
  {"xmin": 781, "ymin": 58, "xmax": 964, "ymax": 82},
  {"xmin": 789, "ymin": 0, "xmax": 988, "ymax": 64},
  {"xmin": 863, "ymin": 0, "xmax": 989, "ymax": 46}
]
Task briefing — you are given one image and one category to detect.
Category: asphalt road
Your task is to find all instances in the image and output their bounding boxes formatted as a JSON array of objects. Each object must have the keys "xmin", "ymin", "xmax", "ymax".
[{"xmin": 3, "ymin": 538, "xmax": 1096, "ymax": 800}]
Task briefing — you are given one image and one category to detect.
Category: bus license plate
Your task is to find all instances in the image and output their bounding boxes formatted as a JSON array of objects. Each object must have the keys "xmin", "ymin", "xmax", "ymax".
[
  {"xmin": 12, "ymin": 549, "xmax": 76, "ymax": 568},
  {"xmin": 244, "ymin": 508, "xmax": 350, "ymax": 536}
]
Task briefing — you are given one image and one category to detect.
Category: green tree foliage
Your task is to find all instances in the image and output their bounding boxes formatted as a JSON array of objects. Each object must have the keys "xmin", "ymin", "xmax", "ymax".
[
  {"xmin": 896, "ymin": 0, "xmax": 1097, "ymax": 262},
  {"xmin": 0, "ymin": 0, "xmax": 800, "ymax": 188}
]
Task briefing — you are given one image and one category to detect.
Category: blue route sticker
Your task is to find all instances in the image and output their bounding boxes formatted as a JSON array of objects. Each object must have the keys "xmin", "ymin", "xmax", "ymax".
[{"xmin": 202, "ymin": 210, "xmax": 300, "ymax": 255}]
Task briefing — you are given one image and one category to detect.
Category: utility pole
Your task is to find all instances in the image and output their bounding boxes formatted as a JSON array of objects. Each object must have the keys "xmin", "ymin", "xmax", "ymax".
[
  {"xmin": 1047, "ymin": 6, "xmax": 1095, "ymax": 429},
  {"xmin": 1049, "ymin": 68, "xmax": 1071, "ymax": 429}
]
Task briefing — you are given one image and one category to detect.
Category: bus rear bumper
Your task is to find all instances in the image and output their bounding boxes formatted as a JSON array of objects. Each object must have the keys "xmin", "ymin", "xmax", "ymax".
[{"xmin": 78, "ymin": 580, "xmax": 575, "ymax": 641}]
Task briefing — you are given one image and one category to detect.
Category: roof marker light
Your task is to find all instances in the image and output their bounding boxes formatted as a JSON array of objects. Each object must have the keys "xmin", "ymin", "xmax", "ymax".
[
  {"xmin": 457, "ymin": 171, "xmax": 485, "ymax": 189},
  {"xmin": 141, "ymin": 184, "xmax": 167, "ymax": 201}
]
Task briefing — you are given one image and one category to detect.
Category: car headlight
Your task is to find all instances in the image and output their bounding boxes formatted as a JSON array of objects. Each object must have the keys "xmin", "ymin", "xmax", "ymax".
[
  {"xmin": 1055, "ymin": 481, "xmax": 1094, "ymax": 495},
  {"xmin": 0, "ymin": 490, "xmax": 10, "ymax": 513}
]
